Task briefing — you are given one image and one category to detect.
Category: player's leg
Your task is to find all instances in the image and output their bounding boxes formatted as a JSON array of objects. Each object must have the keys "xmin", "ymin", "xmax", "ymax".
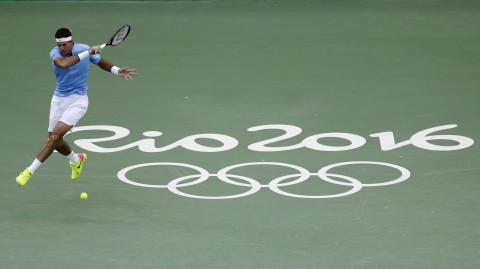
[
  {"xmin": 15, "ymin": 122, "xmax": 73, "ymax": 186},
  {"xmin": 52, "ymin": 131, "xmax": 80, "ymax": 162},
  {"xmin": 53, "ymin": 132, "xmax": 70, "ymax": 155},
  {"xmin": 39, "ymin": 122, "xmax": 88, "ymax": 180},
  {"xmin": 37, "ymin": 123, "xmax": 88, "ymax": 180},
  {"xmin": 36, "ymin": 122, "xmax": 74, "ymax": 161},
  {"xmin": 58, "ymin": 94, "xmax": 89, "ymax": 180},
  {"xmin": 16, "ymin": 94, "xmax": 89, "ymax": 186},
  {"xmin": 15, "ymin": 94, "xmax": 64, "ymax": 186}
]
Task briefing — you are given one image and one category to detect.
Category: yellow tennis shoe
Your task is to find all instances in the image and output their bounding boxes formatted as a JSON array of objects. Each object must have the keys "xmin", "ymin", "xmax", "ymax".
[
  {"xmin": 70, "ymin": 153, "xmax": 87, "ymax": 180},
  {"xmin": 16, "ymin": 168, "xmax": 32, "ymax": 187}
]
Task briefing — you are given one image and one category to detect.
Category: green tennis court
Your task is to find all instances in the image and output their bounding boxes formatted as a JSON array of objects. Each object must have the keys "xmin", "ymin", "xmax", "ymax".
[{"xmin": 1, "ymin": 0, "xmax": 479, "ymax": 268}]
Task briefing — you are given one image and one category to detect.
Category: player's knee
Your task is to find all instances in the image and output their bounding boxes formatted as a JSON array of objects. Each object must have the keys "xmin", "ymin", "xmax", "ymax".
[{"xmin": 48, "ymin": 132, "xmax": 64, "ymax": 144}]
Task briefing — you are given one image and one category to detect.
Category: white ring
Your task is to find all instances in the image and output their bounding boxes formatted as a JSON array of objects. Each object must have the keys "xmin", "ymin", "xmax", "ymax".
[
  {"xmin": 269, "ymin": 173, "xmax": 363, "ymax": 198},
  {"xmin": 318, "ymin": 161, "xmax": 411, "ymax": 187},
  {"xmin": 117, "ymin": 162, "xmax": 209, "ymax": 188},
  {"xmin": 168, "ymin": 174, "xmax": 261, "ymax": 200},
  {"xmin": 217, "ymin": 162, "xmax": 310, "ymax": 187}
]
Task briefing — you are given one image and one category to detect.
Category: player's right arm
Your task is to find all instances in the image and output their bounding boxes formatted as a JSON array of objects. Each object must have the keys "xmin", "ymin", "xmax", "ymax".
[{"xmin": 53, "ymin": 46, "xmax": 101, "ymax": 69}]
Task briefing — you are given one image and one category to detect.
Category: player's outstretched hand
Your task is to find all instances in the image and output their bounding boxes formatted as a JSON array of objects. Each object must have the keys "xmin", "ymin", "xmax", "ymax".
[{"xmin": 119, "ymin": 67, "xmax": 137, "ymax": 81}]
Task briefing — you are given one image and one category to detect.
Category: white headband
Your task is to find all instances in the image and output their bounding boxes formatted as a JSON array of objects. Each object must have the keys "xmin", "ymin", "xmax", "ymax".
[{"xmin": 56, "ymin": 36, "xmax": 72, "ymax": 42}]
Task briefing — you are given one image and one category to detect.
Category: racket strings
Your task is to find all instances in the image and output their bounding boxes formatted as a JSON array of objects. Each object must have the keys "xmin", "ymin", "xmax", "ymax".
[{"xmin": 112, "ymin": 26, "xmax": 130, "ymax": 46}]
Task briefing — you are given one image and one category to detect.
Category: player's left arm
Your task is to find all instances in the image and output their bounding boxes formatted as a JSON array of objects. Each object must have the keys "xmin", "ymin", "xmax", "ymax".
[{"xmin": 96, "ymin": 58, "xmax": 137, "ymax": 81}]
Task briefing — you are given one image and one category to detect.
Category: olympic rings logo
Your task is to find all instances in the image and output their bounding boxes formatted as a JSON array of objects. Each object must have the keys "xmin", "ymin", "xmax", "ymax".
[{"xmin": 117, "ymin": 161, "xmax": 411, "ymax": 199}]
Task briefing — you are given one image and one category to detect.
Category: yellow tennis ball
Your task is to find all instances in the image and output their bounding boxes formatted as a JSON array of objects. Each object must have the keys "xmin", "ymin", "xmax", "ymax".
[{"xmin": 80, "ymin": 192, "xmax": 88, "ymax": 200}]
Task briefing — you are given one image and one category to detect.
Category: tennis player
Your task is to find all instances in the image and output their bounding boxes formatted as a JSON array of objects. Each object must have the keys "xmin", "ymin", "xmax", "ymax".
[{"xmin": 15, "ymin": 27, "xmax": 137, "ymax": 186}]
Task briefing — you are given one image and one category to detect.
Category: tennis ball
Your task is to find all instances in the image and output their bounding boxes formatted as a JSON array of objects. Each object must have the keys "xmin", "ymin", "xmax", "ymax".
[{"xmin": 80, "ymin": 192, "xmax": 88, "ymax": 200}]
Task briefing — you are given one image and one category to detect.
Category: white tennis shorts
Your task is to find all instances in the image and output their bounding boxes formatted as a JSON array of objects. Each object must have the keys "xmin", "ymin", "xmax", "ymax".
[{"xmin": 48, "ymin": 93, "xmax": 89, "ymax": 132}]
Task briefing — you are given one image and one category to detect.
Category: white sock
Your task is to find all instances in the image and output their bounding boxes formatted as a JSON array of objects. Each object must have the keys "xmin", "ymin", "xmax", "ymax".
[
  {"xmin": 67, "ymin": 151, "xmax": 80, "ymax": 163},
  {"xmin": 28, "ymin": 159, "xmax": 42, "ymax": 174}
]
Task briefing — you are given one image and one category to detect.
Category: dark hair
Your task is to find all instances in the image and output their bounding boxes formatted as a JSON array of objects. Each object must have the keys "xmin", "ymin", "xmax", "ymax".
[{"xmin": 55, "ymin": 28, "xmax": 72, "ymax": 38}]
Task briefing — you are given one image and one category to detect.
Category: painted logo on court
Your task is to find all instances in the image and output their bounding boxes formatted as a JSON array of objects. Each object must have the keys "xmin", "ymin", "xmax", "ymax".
[
  {"xmin": 69, "ymin": 124, "xmax": 473, "ymax": 153},
  {"xmin": 117, "ymin": 161, "xmax": 410, "ymax": 199},
  {"xmin": 68, "ymin": 124, "xmax": 474, "ymax": 199}
]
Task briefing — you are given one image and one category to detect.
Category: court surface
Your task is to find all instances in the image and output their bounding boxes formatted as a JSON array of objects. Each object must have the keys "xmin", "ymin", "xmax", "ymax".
[{"xmin": 1, "ymin": 1, "xmax": 479, "ymax": 268}]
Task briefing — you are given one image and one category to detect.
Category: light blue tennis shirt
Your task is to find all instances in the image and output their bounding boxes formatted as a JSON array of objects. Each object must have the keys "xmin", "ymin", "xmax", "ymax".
[{"xmin": 50, "ymin": 43, "xmax": 101, "ymax": 96}]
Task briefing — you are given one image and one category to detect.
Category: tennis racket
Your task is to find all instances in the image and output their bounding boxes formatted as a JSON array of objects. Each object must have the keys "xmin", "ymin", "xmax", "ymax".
[{"xmin": 92, "ymin": 24, "xmax": 131, "ymax": 54}]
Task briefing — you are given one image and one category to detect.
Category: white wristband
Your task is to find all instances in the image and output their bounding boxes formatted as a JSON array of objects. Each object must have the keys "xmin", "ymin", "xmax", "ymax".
[
  {"xmin": 111, "ymin": 66, "xmax": 120, "ymax": 75},
  {"xmin": 78, "ymin": 51, "xmax": 90, "ymax": 61}
]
